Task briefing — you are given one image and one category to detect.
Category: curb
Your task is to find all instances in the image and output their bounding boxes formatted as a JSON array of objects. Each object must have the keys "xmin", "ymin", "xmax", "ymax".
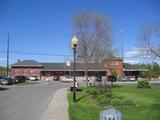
[{"xmin": 40, "ymin": 88, "xmax": 68, "ymax": 120}]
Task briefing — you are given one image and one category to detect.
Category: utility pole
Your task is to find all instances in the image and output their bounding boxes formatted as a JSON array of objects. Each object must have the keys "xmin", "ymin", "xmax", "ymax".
[
  {"xmin": 6, "ymin": 32, "xmax": 10, "ymax": 76},
  {"xmin": 120, "ymin": 30, "xmax": 124, "ymax": 78}
]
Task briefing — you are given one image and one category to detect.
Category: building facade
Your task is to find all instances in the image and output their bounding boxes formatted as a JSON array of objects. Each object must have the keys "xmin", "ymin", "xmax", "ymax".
[
  {"xmin": 11, "ymin": 60, "xmax": 42, "ymax": 79},
  {"xmin": 11, "ymin": 59, "xmax": 147, "ymax": 80},
  {"xmin": 11, "ymin": 58, "xmax": 123, "ymax": 78}
]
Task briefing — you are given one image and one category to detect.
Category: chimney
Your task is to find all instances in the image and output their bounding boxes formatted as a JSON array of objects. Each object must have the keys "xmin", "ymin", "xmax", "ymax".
[{"xmin": 17, "ymin": 59, "xmax": 21, "ymax": 63}]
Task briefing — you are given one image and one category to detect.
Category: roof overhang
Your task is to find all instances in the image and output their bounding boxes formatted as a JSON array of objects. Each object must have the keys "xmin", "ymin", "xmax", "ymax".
[
  {"xmin": 11, "ymin": 65, "xmax": 42, "ymax": 68},
  {"xmin": 124, "ymin": 69, "xmax": 149, "ymax": 71},
  {"xmin": 40, "ymin": 69, "xmax": 106, "ymax": 71}
]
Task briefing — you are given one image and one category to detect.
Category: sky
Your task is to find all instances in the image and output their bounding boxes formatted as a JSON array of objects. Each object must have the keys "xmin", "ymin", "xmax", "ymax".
[{"xmin": 0, "ymin": 0, "xmax": 160, "ymax": 66}]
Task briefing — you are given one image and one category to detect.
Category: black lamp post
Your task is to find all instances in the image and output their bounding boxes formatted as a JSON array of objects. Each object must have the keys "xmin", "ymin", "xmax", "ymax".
[{"xmin": 71, "ymin": 35, "xmax": 78, "ymax": 102}]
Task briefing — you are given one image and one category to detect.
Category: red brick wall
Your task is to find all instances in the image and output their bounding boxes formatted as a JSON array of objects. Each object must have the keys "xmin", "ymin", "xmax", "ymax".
[
  {"xmin": 106, "ymin": 59, "xmax": 123, "ymax": 77},
  {"xmin": 11, "ymin": 59, "xmax": 123, "ymax": 79},
  {"xmin": 11, "ymin": 67, "xmax": 41, "ymax": 78}
]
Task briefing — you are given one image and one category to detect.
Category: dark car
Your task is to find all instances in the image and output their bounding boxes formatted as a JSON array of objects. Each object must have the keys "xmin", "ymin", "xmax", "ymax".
[
  {"xmin": 53, "ymin": 76, "xmax": 60, "ymax": 81},
  {"xmin": 0, "ymin": 76, "xmax": 5, "ymax": 84},
  {"xmin": 14, "ymin": 76, "xmax": 27, "ymax": 83},
  {"xmin": 107, "ymin": 75, "xmax": 117, "ymax": 82},
  {"xmin": 95, "ymin": 75, "xmax": 102, "ymax": 82},
  {"xmin": 0, "ymin": 76, "xmax": 5, "ymax": 79},
  {"xmin": 1, "ymin": 77, "xmax": 15, "ymax": 85}
]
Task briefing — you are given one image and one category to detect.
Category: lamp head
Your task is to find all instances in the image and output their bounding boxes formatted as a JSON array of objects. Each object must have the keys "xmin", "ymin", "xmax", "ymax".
[{"xmin": 71, "ymin": 35, "xmax": 78, "ymax": 48}]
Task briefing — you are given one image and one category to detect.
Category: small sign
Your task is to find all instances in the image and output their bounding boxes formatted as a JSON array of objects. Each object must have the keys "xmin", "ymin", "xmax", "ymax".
[
  {"xmin": 100, "ymin": 108, "xmax": 122, "ymax": 120},
  {"xmin": 66, "ymin": 60, "xmax": 70, "ymax": 66}
]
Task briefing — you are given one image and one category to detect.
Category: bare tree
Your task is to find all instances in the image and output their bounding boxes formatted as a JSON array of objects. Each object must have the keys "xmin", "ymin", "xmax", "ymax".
[
  {"xmin": 72, "ymin": 11, "xmax": 114, "ymax": 87},
  {"xmin": 141, "ymin": 22, "xmax": 160, "ymax": 62}
]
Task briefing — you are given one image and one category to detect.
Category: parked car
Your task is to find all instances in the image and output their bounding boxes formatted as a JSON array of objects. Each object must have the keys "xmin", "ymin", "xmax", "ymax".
[
  {"xmin": 95, "ymin": 75, "xmax": 102, "ymax": 82},
  {"xmin": 107, "ymin": 75, "xmax": 117, "ymax": 82},
  {"xmin": 61, "ymin": 75, "xmax": 73, "ymax": 83},
  {"xmin": 0, "ymin": 76, "xmax": 5, "ymax": 84},
  {"xmin": 129, "ymin": 76, "xmax": 136, "ymax": 81},
  {"xmin": 53, "ymin": 76, "xmax": 60, "ymax": 81},
  {"xmin": 1, "ymin": 77, "xmax": 15, "ymax": 85},
  {"xmin": 83, "ymin": 77, "xmax": 90, "ymax": 81},
  {"xmin": 14, "ymin": 76, "xmax": 27, "ymax": 83},
  {"xmin": 0, "ymin": 76, "xmax": 5, "ymax": 79},
  {"xmin": 29, "ymin": 76, "xmax": 38, "ymax": 81},
  {"xmin": 119, "ymin": 77, "xmax": 128, "ymax": 82}
]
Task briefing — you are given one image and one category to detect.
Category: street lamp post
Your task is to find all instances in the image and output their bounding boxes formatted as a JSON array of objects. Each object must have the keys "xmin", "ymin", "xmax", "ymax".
[{"xmin": 71, "ymin": 35, "xmax": 78, "ymax": 102}]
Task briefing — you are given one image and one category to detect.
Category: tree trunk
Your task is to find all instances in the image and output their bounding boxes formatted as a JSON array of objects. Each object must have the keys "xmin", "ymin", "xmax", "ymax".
[{"xmin": 85, "ymin": 69, "xmax": 88, "ymax": 87}]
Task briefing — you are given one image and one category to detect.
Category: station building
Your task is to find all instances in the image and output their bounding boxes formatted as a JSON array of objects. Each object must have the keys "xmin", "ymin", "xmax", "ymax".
[{"xmin": 10, "ymin": 58, "xmax": 148, "ymax": 80}]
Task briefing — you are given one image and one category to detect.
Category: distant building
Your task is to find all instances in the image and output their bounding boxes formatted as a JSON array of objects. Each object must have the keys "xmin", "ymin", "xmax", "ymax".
[
  {"xmin": 10, "ymin": 59, "xmax": 148, "ymax": 80},
  {"xmin": 11, "ymin": 60, "xmax": 42, "ymax": 78}
]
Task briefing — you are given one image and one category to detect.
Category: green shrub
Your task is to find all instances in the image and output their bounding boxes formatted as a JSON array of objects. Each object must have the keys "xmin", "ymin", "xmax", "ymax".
[
  {"xmin": 86, "ymin": 88, "xmax": 98, "ymax": 99},
  {"xmin": 86, "ymin": 89, "xmax": 91, "ymax": 94},
  {"xmin": 98, "ymin": 88, "xmax": 107, "ymax": 94},
  {"xmin": 121, "ymin": 99, "xmax": 136, "ymax": 106},
  {"xmin": 91, "ymin": 94, "xmax": 98, "ymax": 99},
  {"xmin": 112, "ymin": 94, "xmax": 124, "ymax": 99},
  {"xmin": 97, "ymin": 96, "xmax": 110, "ymax": 105},
  {"xmin": 90, "ymin": 88, "xmax": 98, "ymax": 95},
  {"xmin": 111, "ymin": 99, "xmax": 122, "ymax": 106},
  {"xmin": 105, "ymin": 92, "xmax": 112, "ymax": 98},
  {"xmin": 97, "ymin": 95, "xmax": 106, "ymax": 102},
  {"xmin": 85, "ymin": 88, "xmax": 98, "ymax": 95},
  {"xmin": 137, "ymin": 80, "xmax": 151, "ymax": 88},
  {"xmin": 111, "ymin": 98, "xmax": 136, "ymax": 106}
]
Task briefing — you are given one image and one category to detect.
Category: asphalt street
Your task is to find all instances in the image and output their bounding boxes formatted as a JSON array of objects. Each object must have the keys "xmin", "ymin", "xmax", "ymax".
[
  {"xmin": 0, "ymin": 80, "xmax": 69, "ymax": 120},
  {"xmin": 1, "ymin": 79, "xmax": 159, "ymax": 120}
]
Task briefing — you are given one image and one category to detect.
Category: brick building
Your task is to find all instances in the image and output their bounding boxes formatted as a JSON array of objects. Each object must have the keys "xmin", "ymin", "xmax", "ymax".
[
  {"xmin": 11, "ymin": 60, "xmax": 42, "ymax": 78},
  {"xmin": 11, "ymin": 58, "xmax": 147, "ymax": 80}
]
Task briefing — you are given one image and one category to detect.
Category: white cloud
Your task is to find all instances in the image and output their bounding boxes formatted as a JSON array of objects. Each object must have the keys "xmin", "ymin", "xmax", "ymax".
[
  {"xmin": 124, "ymin": 47, "xmax": 160, "ymax": 64},
  {"xmin": 125, "ymin": 47, "xmax": 145, "ymax": 58},
  {"xmin": 124, "ymin": 47, "xmax": 146, "ymax": 64},
  {"xmin": 124, "ymin": 59, "xmax": 139, "ymax": 64}
]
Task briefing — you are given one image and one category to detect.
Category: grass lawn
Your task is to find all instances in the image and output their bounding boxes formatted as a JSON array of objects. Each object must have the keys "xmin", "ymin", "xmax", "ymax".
[
  {"xmin": 68, "ymin": 84, "xmax": 160, "ymax": 120},
  {"xmin": 16, "ymin": 81, "xmax": 39, "ymax": 86}
]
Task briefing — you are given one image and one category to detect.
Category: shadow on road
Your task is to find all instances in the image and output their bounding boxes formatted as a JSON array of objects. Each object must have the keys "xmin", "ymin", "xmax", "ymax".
[{"xmin": 0, "ymin": 87, "xmax": 10, "ymax": 91}]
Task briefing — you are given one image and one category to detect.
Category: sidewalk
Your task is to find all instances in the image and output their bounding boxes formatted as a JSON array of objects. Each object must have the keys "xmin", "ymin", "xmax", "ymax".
[{"xmin": 40, "ymin": 88, "xmax": 68, "ymax": 120}]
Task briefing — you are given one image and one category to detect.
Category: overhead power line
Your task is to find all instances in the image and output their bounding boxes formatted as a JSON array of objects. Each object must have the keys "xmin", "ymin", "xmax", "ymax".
[{"xmin": 0, "ymin": 51, "xmax": 72, "ymax": 57}]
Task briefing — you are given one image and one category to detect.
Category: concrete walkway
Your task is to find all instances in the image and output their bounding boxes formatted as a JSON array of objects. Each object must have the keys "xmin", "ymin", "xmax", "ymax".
[{"xmin": 40, "ymin": 88, "xmax": 68, "ymax": 120}]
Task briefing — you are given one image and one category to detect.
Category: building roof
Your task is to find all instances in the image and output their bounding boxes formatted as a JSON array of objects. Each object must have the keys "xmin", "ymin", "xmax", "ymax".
[
  {"xmin": 105, "ymin": 57, "xmax": 123, "ymax": 61},
  {"xmin": 124, "ymin": 63, "xmax": 149, "ymax": 71},
  {"xmin": 40, "ymin": 63, "xmax": 105, "ymax": 71},
  {"xmin": 11, "ymin": 60, "xmax": 148, "ymax": 72},
  {"xmin": 11, "ymin": 60, "xmax": 42, "ymax": 67}
]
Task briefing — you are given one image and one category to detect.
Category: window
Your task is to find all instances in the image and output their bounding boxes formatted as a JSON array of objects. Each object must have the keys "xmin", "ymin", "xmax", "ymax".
[{"xmin": 111, "ymin": 61, "xmax": 119, "ymax": 65}]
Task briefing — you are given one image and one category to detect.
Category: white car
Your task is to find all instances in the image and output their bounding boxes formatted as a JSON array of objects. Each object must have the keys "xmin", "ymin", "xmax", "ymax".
[
  {"xmin": 61, "ymin": 76, "xmax": 73, "ymax": 83},
  {"xmin": 29, "ymin": 76, "xmax": 37, "ymax": 81},
  {"xmin": 129, "ymin": 77, "xmax": 136, "ymax": 81}
]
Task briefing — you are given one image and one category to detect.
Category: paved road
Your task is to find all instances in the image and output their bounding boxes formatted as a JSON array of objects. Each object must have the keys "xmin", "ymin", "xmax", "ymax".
[{"xmin": 0, "ymin": 80, "xmax": 69, "ymax": 120}]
